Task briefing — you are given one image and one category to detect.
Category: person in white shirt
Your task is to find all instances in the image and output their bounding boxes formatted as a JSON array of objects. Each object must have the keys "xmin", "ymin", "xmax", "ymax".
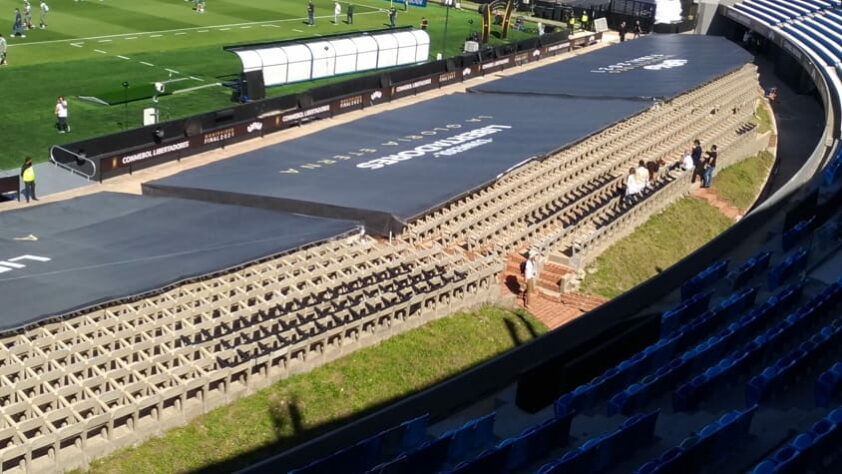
[
  {"xmin": 523, "ymin": 251, "xmax": 537, "ymax": 309},
  {"xmin": 681, "ymin": 151, "xmax": 694, "ymax": 172},
  {"xmin": 39, "ymin": 1, "xmax": 48, "ymax": 28},
  {"xmin": 55, "ymin": 96, "xmax": 69, "ymax": 133},
  {"xmin": 0, "ymin": 34, "xmax": 7, "ymax": 66},
  {"xmin": 635, "ymin": 160, "xmax": 650, "ymax": 189},
  {"xmin": 334, "ymin": 1, "xmax": 341, "ymax": 24},
  {"xmin": 625, "ymin": 167, "xmax": 644, "ymax": 201}
]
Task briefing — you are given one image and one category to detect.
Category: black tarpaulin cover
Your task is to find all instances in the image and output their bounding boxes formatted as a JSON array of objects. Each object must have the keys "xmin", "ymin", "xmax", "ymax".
[
  {"xmin": 0, "ymin": 193, "xmax": 355, "ymax": 330},
  {"xmin": 143, "ymin": 93, "xmax": 650, "ymax": 235},
  {"xmin": 469, "ymin": 35, "xmax": 753, "ymax": 101}
]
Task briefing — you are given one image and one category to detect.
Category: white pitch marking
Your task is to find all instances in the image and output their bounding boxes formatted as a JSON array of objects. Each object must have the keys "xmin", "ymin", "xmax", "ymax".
[
  {"xmin": 140, "ymin": 61, "xmax": 155, "ymax": 67},
  {"xmin": 198, "ymin": 30, "xmax": 209, "ymax": 33},
  {"xmin": 70, "ymin": 42, "xmax": 83, "ymax": 48},
  {"xmin": 174, "ymin": 32, "xmax": 187, "ymax": 35},
  {"xmin": 117, "ymin": 55, "xmax": 130, "ymax": 60},
  {"xmin": 292, "ymin": 28, "xmax": 303, "ymax": 32},
  {"xmin": 219, "ymin": 28, "xmax": 231, "ymax": 31},
  {"xmin": 240, "ymin": 26, "xmax": 252, "ymax": 29},
  {"xmin": 94, "ymin": 49, "xmax": 107, "ymax": 54},
  {"xmin": 263, "ymin": 24, "xmax": 281, "ymax": 28},
  {"xmin": 150, "ymin": 34, "xmax": 163, "ymax": 37},
  {"xmin": 98, "ymin": 39, "xmax": 112, "ymax": 42},
  {"xmin": 189, "ymin": 76, "xmax": 205, "ymax": 82},
  {"xmin": 125, "ymin": 36, "xmax": 137, "ymax": 40},
  {"xmin": 166, "ymin": 68, "xmax": 181, "ymax": 74},
  {"xmin": 6, "ymin": 9, "xmax": 384, "ymax": 46}
]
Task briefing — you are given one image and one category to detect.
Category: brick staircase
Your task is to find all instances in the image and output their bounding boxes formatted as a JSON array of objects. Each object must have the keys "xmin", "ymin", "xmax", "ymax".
[{"xmin": 500, "ymin": 251, "xmax": 606, "ymax": 329}]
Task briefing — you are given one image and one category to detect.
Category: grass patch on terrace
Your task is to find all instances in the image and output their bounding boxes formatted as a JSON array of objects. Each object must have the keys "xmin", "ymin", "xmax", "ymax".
[
  {"xmin": 83, "ymin": 306, "xmax": 547, "ymax": 473},
  {"xmin": 752, "ymin": 101, "xmax": 773, "ymax": 134},
  {"xmin": 711, "ymin": 150, "xmax": 775, "ymax": 212},
  {"xmin": 580, "ymin": 197, "xmax": 734, "ymax": 299}
]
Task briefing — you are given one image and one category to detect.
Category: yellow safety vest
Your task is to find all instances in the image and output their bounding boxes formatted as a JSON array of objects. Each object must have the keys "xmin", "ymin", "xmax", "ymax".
[
  {"xmin": 569, "ymin": 17, "xmax": 575, "ymax": 25},
  {"xmin": 581, "ymin": 14, "xmax": 589, "ymax": 23},
  {"xmin": 22, "ymin": 166, "xmax": 35, "ymax": 182}
]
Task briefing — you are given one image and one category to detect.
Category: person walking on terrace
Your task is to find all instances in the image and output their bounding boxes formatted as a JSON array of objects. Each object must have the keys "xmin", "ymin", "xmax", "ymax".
[{"xmin": 523, "ymin": 251, "xmax": 537, "ymax": 309}]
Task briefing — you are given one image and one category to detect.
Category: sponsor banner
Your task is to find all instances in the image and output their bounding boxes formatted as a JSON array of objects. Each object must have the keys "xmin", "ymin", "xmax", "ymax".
[
  {"xmin": 460, "ymin": 64, "xmax": 481, "ymax": 81},
  {"xmin": 102, "ymin": 120, "xmax": 268, "ymax": 174},
  {"xmin": 480, "ymin": 56, "xmax": 512, "ymax": 74},
  {"xmin": 543, "ymin": 42, "xmax": 570, "ymax": 57},
  {"xmin": 391, "ymin": 76, "xmax": 438, "ymax": 99},
  {"xmin": 367, "ymin": 87, "xmax": 392, "ymax": 106},
  {"xmin": 280, "ymin": 103, "xmax": 333, "ymax": 126},
  {"xmin": 437, "ymin": 69, "xmax": 462, "ymax": 86},
  {"xmin": 332, "ymin": 94, "xmax": 365, "ymax": 115},
  {"xmin": 514, "ymin": 52, "xmax": 531, "ymax": 66}
]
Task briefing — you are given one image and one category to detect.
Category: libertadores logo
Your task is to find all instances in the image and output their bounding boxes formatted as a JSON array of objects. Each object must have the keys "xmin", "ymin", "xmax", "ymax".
[{"xmin": 644, "ymin": 59, "xmax": 688, "ymax": 70}]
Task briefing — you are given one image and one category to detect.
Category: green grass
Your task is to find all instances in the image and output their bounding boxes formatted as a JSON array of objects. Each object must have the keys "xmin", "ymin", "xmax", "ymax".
[
  {"xmin": 751, "ymin": 101, "xmax": 773, "ymax": 134},
  {"xmin": 580, "ymin": 198, "xmax": 734, "ymax": 299},
  {"xmin": 83, "ymin": 306, "xmax": 546, "ymax": 474},
  {"xmin": 0, "ymin": 0, "xmax": 534, "ymax": 170},
  {"xmin": 711, "ymin": 150, "xmax": 775, "ymax": 212}
]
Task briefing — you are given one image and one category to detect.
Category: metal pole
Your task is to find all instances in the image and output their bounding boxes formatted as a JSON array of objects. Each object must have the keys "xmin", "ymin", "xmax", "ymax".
[{"xmin": 441, "ymin": 1, "xmax": 451, "ymax": 57}]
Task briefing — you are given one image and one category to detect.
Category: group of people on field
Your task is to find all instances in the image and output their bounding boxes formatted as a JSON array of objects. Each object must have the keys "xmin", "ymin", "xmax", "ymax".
[
  {"xmin": 306, "ymin": 0, "xmax": 403, "ymax": 28},
  {"xmin": 3, "ymin": 0, "xmax": 49, "ymax": 66}
]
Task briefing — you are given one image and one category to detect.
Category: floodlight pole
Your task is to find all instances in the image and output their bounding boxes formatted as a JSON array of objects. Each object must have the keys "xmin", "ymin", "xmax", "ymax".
[
  {"xmin": 441, "ymin": 0, "xmax": 452, "ymax": 58},
  {"xmin": 122, "ymin": 81, "xmax": 130, "ymax": 130}
]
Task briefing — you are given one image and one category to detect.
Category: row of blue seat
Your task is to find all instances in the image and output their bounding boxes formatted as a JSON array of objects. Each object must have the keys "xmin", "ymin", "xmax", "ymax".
[
  {"xmin": 728, "ymin": 250, "xmax": 772, "ymax": 290},
  {"xmin": 746, "ymin": 315, "xmax": 842, "ymax": 406},
  {"xmin": 367, "ymin": 412, "xmax": 496, "ymax": 474},
  {"xmin": 671, "ymin": 284, "xmax": 805, "ymax": 411},
  {"xmin": 290, "ymin": 413, "xmax": 429, "ymax": 474},
  {"xmin": 681, "ymin": 260, "xmax": 729, "ymax": 301},
  {"xmin": 782, "ymin": 23, "xmax": 842, "ymax": 67},
  {"xmin": 441, "ymin": 412, "xmax": 573, "ymax": 474},
  {"xmin": 634, "ymin": 406, "xmax": 757, "ymax": 474},
  {"xmin": 556, "ymin": 282, "xmax": 798, "ymax": 418},
  {"xmin": 822, "ymin": 147, "xmax": 842, "ymax": 187},
  {"xmin": 749, "ymin": 406, "xmax": 842, "ymax": 473},
  {"xmin": 661, "ymin": 291, "xmax": 713, "ymax": 336},
  {"xmin": 768, "ymin": 247, "xmax": 809, "ymax": 289},
  {"xmin": 621, "ymin": 279, "xmax": 827, "ymax": 416},
  {"xmin": 665, "ymin": 287, "xmax": 756, "ymax": 337},
  {"xmin": 608, "ymin": 285, "xmax": 811, "ymax": 416},
  {"xmin": 536, "ymin": 410, "xmax": 660, "ymax": 474},
  {"xmin": 782, "ymin": 217, "xmax": 816, "ymax": 251},
  {"xmin": 816, "ymin": 361, "xmax": 842, "ymax": 407},
  {"xmin": 788, "ymin": 21, "xmax": 842, "ymax": 65},
  {"xmin": 747, "ymin": 0, "xmax": 805, "ymax": 22}
]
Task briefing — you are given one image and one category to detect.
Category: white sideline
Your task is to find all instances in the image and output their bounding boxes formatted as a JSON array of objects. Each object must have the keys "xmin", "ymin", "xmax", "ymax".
[{"xmin": 6, "ymin": 7, "xmax": 386, "ymax": 48}]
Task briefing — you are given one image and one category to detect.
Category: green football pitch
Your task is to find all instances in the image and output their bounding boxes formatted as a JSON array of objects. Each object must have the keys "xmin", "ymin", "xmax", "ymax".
[{"xmin": 0, "ymin": 0, "xmax": 535, "ymax": 170}]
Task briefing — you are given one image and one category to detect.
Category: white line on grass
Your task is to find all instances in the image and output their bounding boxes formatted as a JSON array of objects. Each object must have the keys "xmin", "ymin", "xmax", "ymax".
[
  {"xmin": 166, "ymin": 68, "xmax": 181, "ymax": 74},
  {"xmin": 262, "ymin": 24, "xmax": 281, "ymax": 28},
  {"xmin": 219, "ymin": 28, "xmax": 231, "ymax": 31},
  {"xmin": 98, "ymin": 39, "xmax": 112, "ymax": 43},
  {"xmin": 125, "ymin": 37, "xmax": 137, "ymax": 40},
  {"xmin": 140, "ymin": 61, "xmax": 155, "ymax": 67},
  {"xmin": 292, "ymin": 29, "xmax": 303, "ymax": 32},
  {"xmin": 6, "ymin": 9, "xmax": 385, "ymax": 47},
  {"xmin": 189, "ymin": 76, "xmax": 205, "ymax": 82},
  {"xmin": 70, "ymin": 43, "xmax": 83, "ymax": 48},
  {"xmin": 117, "ymin": 55, "xmax": 130, "ymax": 60},
  {"xmin": 240, "ymin": 26, "xmax": 252, "ymax": 29},
  {"xmin": 93, "ymin": 49, "xmax": 107, "ymax": 54},
  {"xmin": 173, "ymin": 83, "xmax": 223, "ymax": 94},
  {"xmin": 174, "ymin": 32, "xmax": 186, "ymax": 35},
  {"xmin": 198, "ymin": 30, "xmax": 209, "ymax": 33},
  {"xmin": 150, "ymin": 34, "xmax": 162, "ymax": 37}
]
